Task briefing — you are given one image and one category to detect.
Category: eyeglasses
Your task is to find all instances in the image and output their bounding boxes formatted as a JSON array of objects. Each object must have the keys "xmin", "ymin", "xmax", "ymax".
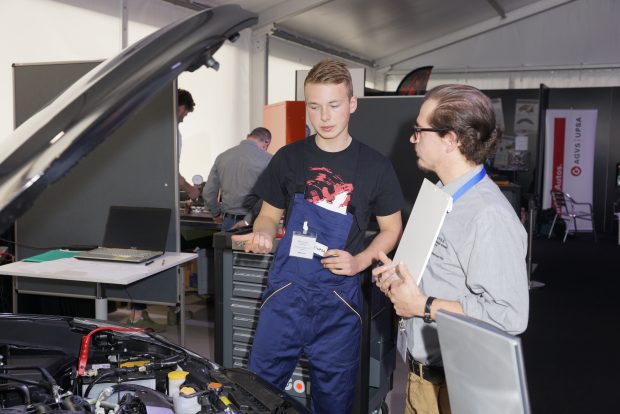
[{"xmin": 411, "ymin": 125, "xmax": 450, "ymax": 142}]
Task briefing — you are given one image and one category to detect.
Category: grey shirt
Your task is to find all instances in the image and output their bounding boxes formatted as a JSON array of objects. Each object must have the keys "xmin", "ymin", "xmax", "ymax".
[
  {"xmin": 203, "ymin": 139, "xmax": 272, "ymax": 224},
  {"xmin": 407, "ymin": 165, "xmax": 529, "ymax": 366}
]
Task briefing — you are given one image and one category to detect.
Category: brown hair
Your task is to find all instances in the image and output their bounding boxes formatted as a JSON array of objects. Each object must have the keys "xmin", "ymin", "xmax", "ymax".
[
  {"xmin": 424, "ymin": 84, "xmax": 501, "ymax": 164},
  {"xmin": 178, "ymin": 89, "xmax": 195, "ymax": 112},
  {"xmin": 304, "ymin": 59, "xmax": 353, "ymax": 98},
  {"xmin": 248, "ymin": 127, "xmax": 271, "ymax": 144}
]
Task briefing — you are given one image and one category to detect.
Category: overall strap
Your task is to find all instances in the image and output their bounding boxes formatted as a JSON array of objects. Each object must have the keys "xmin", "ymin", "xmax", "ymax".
[{"xmin": 283, "ymin": 138, "xmax": 311, "ymax": 227}]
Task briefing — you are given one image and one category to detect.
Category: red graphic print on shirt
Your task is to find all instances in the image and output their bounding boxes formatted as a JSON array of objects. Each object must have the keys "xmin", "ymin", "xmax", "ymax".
[{"xmin": 305, "ymin": 167, "xmax": 354, "ymax": 214}]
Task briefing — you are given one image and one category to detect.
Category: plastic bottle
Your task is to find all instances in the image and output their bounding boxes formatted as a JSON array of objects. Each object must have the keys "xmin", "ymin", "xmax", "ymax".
[
  {"xmin": 173, "ymin": 386, "xmax": 201, "ymax": 414},
  {"xmin": 167, "ymin": 370, "xmax": 189, "ymax": 397}
]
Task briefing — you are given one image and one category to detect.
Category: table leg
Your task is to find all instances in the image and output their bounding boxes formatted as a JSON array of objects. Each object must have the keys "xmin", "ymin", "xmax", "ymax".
[
  {"xmin": 12, "ymin": 276, "xmax": 18, "ymax": 313},
  {"xmin": 95, "ymin": 282, "xmax": 108, "ymax": 320},
  {"xmin": 177, "ymin": 266, "xmax": 185, "ymax": 347}
]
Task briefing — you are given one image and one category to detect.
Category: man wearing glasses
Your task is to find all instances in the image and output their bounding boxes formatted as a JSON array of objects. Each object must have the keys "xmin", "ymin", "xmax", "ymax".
[{"xmin": 374, "ymin": 84, "xmax": 529, "ymax": 414}]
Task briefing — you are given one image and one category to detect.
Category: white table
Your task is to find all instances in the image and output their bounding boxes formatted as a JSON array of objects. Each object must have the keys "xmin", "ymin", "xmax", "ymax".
[{"xmin": 0, "ymin": 251, "xmax": 197, "ymax": 345}]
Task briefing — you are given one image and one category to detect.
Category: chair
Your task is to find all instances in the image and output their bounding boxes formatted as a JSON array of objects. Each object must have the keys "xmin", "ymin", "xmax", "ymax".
[{"xmin": 548, "ymin": 190, "xmax": 597, "ymax": 242}]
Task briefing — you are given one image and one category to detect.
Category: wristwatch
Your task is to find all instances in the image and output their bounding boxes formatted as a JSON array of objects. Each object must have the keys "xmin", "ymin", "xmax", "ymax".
[{"xmin": 423, "ymin": 296, "xmax": 436, "ymax": 323}]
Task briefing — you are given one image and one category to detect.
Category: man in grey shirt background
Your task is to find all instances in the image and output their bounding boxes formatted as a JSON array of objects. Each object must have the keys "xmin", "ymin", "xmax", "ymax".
[
  {"xmin": 374, "ymin": 84, "xmax": 529, "ymax": 414},
  {"xmin": 203, "ymin": 127, "xmax": 272, "ymax": 230}
]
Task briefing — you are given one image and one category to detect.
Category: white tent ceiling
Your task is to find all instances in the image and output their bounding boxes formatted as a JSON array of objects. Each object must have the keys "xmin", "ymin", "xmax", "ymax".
[
  {"xmin": 49, "ymin": 0, "xmax": 620, "ymax": 88},
  {"xmin": 194, "ymin": 0, "xmax": 618, "ymax": 77}
]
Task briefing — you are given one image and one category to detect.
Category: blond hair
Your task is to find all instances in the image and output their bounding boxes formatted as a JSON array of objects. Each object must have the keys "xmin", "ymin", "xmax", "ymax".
[{"xmin": 304, "ymin": 59, "xmax": 353, "ymax": 98}]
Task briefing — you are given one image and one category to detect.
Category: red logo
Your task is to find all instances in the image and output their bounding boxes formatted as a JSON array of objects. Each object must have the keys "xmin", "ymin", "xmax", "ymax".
[
  {"xmin": 293, "ymin": 380, "xmax": 306, "ymax": 394},
  {"xmin": 570, "ymin": 166, "xmax": 582, "ymax": 176}
]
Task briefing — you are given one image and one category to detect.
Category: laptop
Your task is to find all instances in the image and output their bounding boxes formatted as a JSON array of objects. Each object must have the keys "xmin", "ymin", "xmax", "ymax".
[
  {"xmin": 75, "ymin": 206, "xmax": 171, "ymax": 263},
  {"xmin": 436, "ymin": 310, "xmax": 531, "ymax": 414}
]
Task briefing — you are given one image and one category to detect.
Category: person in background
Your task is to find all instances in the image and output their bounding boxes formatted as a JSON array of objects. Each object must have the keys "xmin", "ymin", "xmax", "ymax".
[
  {"xmin": 177, "ymin": 88, "xmax": 200, "ymax": 200},
  {"xmin": 233, "ymin": 59, "xmax": 404, "ymax": 413},
  {"xmin": 373, "ymin": 84, "xmax": 529, "ymax": 414},
  {"xmin": 203, "ymin": 127, "xmax": 272, "ymax": 230}
]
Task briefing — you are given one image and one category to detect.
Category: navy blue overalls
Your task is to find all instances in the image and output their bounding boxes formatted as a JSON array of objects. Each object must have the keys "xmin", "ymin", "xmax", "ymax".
[{"xmin": 248, "ymin": 142, "xmax": 363, "ymax": 414}]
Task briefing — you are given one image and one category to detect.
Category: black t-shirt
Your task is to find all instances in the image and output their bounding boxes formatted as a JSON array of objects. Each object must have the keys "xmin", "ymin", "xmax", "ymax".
[{"xmin": 255, "ymin": 136, "xmax": 404, "ymax": 254}]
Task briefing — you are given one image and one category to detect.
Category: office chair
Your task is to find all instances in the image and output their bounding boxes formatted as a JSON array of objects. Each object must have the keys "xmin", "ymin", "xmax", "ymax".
[{"xmin": 548, "ymin": 190, "xmax": 597, "ymax": 242}]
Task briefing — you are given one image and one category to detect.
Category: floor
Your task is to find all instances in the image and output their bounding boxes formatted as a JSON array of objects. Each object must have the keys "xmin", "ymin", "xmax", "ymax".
[
  {"xmin": 108, "ymin": 293, "xmax": 216, "ymax": 360},
  {"xmin": 385, "ymin": 358, "xmax": 407, "ymax": 413},
  {"xmin": 108, "ymin": 293, "xmax": 409, "ymax": 414},
  {"xmin": 520, "ymin": 231, "xmax": 620, "ymax": 413}
]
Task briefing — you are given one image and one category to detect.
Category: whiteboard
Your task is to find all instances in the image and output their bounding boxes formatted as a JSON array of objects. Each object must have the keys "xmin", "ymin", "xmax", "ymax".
[{"xmin": 393, "ymin": 179, "xmax": 453, "ymax": 285}]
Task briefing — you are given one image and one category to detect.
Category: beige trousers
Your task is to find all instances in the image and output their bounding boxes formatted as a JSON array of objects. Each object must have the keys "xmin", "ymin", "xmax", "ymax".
[{"xmin": 404, "ymin": 371, "xmax": 451, "ymax": 414}]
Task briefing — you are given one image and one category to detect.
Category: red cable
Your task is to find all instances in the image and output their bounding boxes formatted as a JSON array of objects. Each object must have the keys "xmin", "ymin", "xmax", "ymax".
[{"xmin": 77, "ymin": 327, "xmax": 144, "ymax": 376}]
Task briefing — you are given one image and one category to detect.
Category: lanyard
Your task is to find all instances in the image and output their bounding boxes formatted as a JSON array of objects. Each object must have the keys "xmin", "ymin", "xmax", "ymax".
[{"xmin": 451, "ymin": 167, "xmax": 486, "ymax": 203}]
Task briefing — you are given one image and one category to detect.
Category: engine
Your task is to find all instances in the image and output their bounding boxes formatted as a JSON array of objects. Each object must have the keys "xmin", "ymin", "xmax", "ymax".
[{"xmin": 0, "ymin": 316, "xmax": 306, "ymax": 414}]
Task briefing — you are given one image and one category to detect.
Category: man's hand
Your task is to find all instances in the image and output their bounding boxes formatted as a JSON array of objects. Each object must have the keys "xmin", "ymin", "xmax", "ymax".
[
  {"xmin": 388, "ymin": 262, "xmax": 427, "ymax": 318},
  {"xmin": 320, "ymin": 249, "xmax": 361, "ymax": 276},
  {"xmin": 213, "ymin": 213, "xmax": 223, "ymax": 224},
  {"xmin": 231, "ymin": 202, "xmax": 282, "ymax": 254},
  {"xmin": 372, "ymin": 251, "xmax": 398, "ymax": 293},
  {"xmin": 186, "ymin": 185, "xmax": 200, "ymax": 200},
  {"xmin": 231, "ymin": 232, "xmax": 273, "ymax": 254},
  {"xmin": 373, "ymin": 251, "xmax": 426, "ymax": 318}
]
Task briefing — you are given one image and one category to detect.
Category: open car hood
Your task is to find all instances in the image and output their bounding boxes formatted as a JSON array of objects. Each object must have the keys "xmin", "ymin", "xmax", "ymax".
[
  {"xmin": 0, "ymin": 314, "xmax": 309, "ymax": 413},
  {"xmin": 0, "ymin": 7, "xmax": 311, "ymax": 412},
  {"xmin": 0, "ymin": 4, "xmax": 255, "ymax": 234}
]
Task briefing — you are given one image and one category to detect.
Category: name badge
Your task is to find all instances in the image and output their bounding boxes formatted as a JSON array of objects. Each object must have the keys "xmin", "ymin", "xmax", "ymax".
[
  {"xmin": 290, "ymin": 232, "xmax": 317, "ymax": 259},
  {"xmin": 313, "ymin": 241, "xmax": 328, "ymax": 257}
]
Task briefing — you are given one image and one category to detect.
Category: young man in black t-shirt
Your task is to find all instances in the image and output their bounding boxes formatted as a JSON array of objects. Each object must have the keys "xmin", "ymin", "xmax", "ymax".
[{"xmin": 233, "ymin": 59, "xmax": 403, "ymax": 413}]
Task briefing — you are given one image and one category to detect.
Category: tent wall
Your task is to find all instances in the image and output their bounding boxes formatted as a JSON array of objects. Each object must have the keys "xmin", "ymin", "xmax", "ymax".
[
  {"xmin": 387, "ymin": 0, "xmax": 620, "ymax": 91},
  {"xmin": 350, "ymin": 87, "xmax": 620, "ymax": 234},
  {"xmin": 0, "ymin": 0, "xmax": 251, "ymax": 183}
]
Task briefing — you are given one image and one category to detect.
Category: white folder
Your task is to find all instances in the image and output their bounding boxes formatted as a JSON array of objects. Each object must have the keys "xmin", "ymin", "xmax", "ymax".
[{"xmin": 393, "ymin": 179, "xmax": 453, "ymax": 285}]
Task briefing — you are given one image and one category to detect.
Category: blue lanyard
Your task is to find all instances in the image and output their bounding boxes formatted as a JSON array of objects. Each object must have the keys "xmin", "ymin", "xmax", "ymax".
[{"xmin": 451, "ymin": 167, "xmax": 486, "ymax": 202}]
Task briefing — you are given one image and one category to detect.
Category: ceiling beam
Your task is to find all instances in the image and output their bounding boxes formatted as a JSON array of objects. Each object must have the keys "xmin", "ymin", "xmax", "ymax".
[
  {"xmin": 271, "ymin": 27, "xmax": 374, "ymax": 67},
  {"xmin": 256, "ymin": 0, "xmax": 334, "ymax": 29},
  {"xmin": 375, "ymin": 0, "xmax": 576, "ymax": 70},
  {"xmin": 387, "ymin": 62, "xmax": 620, "ymax": 76},
  {"xmin": 486, "ymin": 0, "xmax": 507, "ymax": 18},
  {"xmin": 255, "ymin": 0, "xmax": 373, "ymax": 67},
  {"xmin": 160, "ymin": 0, "xmax": 210, "ymax": 11}
]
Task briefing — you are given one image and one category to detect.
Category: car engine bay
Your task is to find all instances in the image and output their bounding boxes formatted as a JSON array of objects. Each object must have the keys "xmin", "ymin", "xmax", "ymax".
[{"xmin": 0, "ymin": 315, "xmax": 307, "ymax": 414}]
